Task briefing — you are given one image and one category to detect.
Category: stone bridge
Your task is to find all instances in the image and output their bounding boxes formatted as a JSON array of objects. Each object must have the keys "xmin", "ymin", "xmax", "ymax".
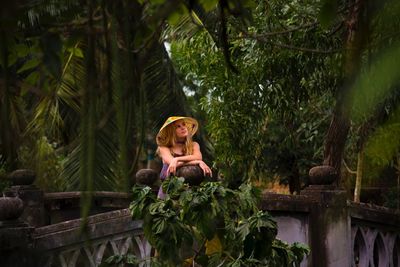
[{"xmin": 1, "ymin": 170, "xmax": 400, "ymax": 267}]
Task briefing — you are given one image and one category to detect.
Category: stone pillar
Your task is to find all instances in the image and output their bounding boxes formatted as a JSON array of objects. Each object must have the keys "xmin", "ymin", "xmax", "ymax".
[
  {"xmin": 5, "ymin": 170, "xmax": 47, "ymax": 227},
  {"xmin": 0, "ymin": 195, "xmax": 38, "ymax": 267},
  {"xmin": 301, "ymin": 166, "xmax": 351, "ymax": 267}
]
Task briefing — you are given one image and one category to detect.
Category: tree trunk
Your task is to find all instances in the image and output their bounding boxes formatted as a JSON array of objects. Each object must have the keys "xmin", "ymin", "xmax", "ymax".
[
  {"xmin": 289, "ymin": 162, "xmax": 301, "ymax": 195},
  {"xmin": 353, "ymin": 150, "xmax": 364, "ymax": 202},
  {"xmin": 397, "ymin": 154, "xmax": 400, "ymax": 211},
  {"xmin": 323, "ymin": 0, "xmax": 366, "ymax": 185},
  {"xmin": 323, "ymin": 98, "xmax": 351, "ymax": 176}
]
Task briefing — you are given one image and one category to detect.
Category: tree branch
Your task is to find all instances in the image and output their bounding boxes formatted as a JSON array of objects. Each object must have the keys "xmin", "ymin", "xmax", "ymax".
[
  {"xmin": 237, "ymin": 30, "xmax": 342, "ymax": 54},
  {"xmin": 270, "ymin": 41, "xmax": 342, "ymax": 54},
  {"xmin": 343, "ymin": 159, "xmax": 357, "ymax": 175},
  {"xmin": 244, "ymin": 21, "xmax": 318, "ymax": 37}
]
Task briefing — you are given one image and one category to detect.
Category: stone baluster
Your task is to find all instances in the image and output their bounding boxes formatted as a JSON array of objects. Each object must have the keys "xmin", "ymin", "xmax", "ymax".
[{"xmin": 301, "ymin": 165, "xmax": 351, "ymax": 267}]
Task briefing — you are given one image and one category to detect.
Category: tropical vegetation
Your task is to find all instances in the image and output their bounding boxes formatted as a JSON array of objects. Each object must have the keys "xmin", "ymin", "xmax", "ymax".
[
  {"xmin": 1, "ymin": 0, "xmax": 400, "ymax": 266},
  {"xmin": 124, "ymin": 177, "xmax": 309, "ymax": 266},
  {"xmin": 0, "ymin": 0, "xmax": 400, "ymax": 233},
  {"xmin": 0, "ymin": 0, "xmax": 400, "ymax": 266}
]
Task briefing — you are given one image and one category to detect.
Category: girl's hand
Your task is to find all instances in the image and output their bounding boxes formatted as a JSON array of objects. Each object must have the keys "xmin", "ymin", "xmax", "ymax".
[
  {"xmin": 167, "ymin": 158, "xmax": 179, "ymax": 175},
  {"xmin": 199, "ymin": 161, "xmax": 212, "ymax": 177}
]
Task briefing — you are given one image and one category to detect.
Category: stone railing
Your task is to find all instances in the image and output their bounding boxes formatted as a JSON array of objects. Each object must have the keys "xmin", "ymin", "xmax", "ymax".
[
  {"xmin": 2, "ymin": 167, "xmax": 400, "ymax": 267},
  {"xmin": 262, "ymin": 191, "xmax": 400, "ymax": 267},
  {"xmin": 33, "ymin": 208, "xmax": 151, "ymax": 267},
  {"xmin": 44, "ymin": 191, "xmax": 131, "ymax": 224},
  {"xmin": 350, "ymin": 202, "xmax": 400, "ymax": 267}
]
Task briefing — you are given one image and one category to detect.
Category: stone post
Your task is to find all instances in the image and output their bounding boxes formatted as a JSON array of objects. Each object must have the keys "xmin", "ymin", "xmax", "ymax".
[
  {"xmin": 5, "ymin": 169, "xmax": 47, "ymax": 227},
  {"xmin": 0, "ymin": 194, "xmax": 38, "ymax": 267},
  {"xmin": 301, "ymin": 165, "xmax": 351, "ymax": 267}
]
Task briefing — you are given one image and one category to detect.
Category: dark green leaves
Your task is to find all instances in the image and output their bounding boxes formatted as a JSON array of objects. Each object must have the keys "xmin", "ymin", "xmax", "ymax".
[
  {"xmin": 170, "ymin": 0, "xmax": 342, "ymax": 186},
  {"xmin": 318, "ymin": 0, "xmax": 338, "ymax": 28},
  {"xmin": 130, "ymin": 186, "xmax": 156, "ymax": 218},
  {"xmin": 103, "ymin": 253, "xmax": 140, "ymax": 266},
  {"xmin": 238, "ymin": 211, "xmax": 277, "ymax": 258},
  {"xmin": 40, "ymin": 32, "xmax": 62, "ymax": 79},
  {"xmin": 129, "ymin": 178, "xmax": 309, "ymax": 266},
  {"xmin": 289, "ymin": 242, "xmax": 311, "ymax": 267},
  {"xmin": 161, "ymin": 176, "xmax": 187, "ymax": 198}
]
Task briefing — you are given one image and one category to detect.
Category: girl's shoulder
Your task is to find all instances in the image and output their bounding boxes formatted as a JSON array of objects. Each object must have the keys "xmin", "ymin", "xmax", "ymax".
[
  {"xmin": 192, "ymin": 141, "xmax": 200, "ymax": 150},
  {"xmin": 157, "ymin": 146, "xmax": 171, "ymax": 155}
]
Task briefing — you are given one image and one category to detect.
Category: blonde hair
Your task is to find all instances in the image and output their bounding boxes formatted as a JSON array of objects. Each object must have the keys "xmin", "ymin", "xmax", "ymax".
[{"xmin": 156, "ymin": 121, "xmax": 194, "ymax": 155}]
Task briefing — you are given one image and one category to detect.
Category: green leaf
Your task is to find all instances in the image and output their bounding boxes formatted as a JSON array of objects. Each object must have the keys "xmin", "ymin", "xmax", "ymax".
[
  {"xmin": 17, "ymin": 58, "xmax": 40, "ymax": 73},
  {"xmin": 129, "ymin": 186, "xmax": 155, "ymax": 219},
  {"xmin": 40, "ymin": 32, "xmax": 62, "ymax": 79},
  {"xmin": 67, "ymin": 47, "xmax": 83, "ymax": 58},
  {"xmin": 290, "ymin": 242, "xmax": 310, "ymax": 266},
  {"xmin": 351, "ymin": 43, "xmax": 400, "ymax": 122},
  {"xmin": 167, "ymin": 9, "xmax": 185, "ymax": 26},
  {"xmin": 15, "ymin": 43, "xmax": 31, "ymax": 58},
  {"xmin": 126, "ymin": 254, "xmax": 139, "ymax": 264},
  {"xmin": 24, "ymin": 71, "xmax": 39, "ymax": 86},
  {"xmin": 318, "ymin": 0, "xmax": 338, "ymax": 28},
  {"xmin": 237, "ymin": 220, "xmax": 250, "ymax": 241},
  {"xmin": 151, "ymin": 0, "xmax": 165, "ymax": 4},
  {"xmin": 200, "ymin": 0, "xmax": 218, "ymax": 12}
]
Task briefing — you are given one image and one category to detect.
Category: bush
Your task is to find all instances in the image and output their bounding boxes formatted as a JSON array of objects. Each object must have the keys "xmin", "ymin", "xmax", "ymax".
[{"xmin": 128, "ymin": 177, "xmax": 309, "ymax": 267}]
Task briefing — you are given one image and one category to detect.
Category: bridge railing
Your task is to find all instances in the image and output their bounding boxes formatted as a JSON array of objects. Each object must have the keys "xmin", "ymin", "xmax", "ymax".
[
  {"xmin": 262, "ymin": 188, "xmax": 400, "ymax": 267},
  {"xmin": 2, "ymin": 168, "xmax": 400, "ymax": 267},
  {"xmin": 33, "ymin": 208, "xmax": 151, "ymax": 267},
  {"xmin": 350, "ymin": 202, "xmax": 400, "ymax": 267},
  {"xmin": 30, "ymin": 191, "xmax": 400, "ymax": 267}
]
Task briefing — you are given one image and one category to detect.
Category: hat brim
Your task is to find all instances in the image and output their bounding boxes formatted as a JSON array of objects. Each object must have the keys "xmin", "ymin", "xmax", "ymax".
[{"xmin": 156, "ymin": 116, "xmax": 198, "ymax": 144}]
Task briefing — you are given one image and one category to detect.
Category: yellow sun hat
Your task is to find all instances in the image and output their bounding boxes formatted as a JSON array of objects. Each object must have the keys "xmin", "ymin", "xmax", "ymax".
[{"xmin": 156, "ymin": 116, "xmax": 198, "ymax": 145}]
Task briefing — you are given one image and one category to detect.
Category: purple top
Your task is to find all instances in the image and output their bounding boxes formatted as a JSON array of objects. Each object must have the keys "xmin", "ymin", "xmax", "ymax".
[{"xmin": 157, "ymin": 151, "xmax": 183, "ymax": 199}]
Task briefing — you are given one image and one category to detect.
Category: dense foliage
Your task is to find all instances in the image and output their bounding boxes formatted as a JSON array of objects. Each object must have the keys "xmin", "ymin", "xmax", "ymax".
[
  {"xmin": 170, "ymin": 0, "xmax": 342, "ymax": 190},
  {"xmin": 1, "ymin": 0, "xmax": 400, "ymax": 203},
  {"xmin": 0, "ymin": 0, "xmax": 229, "ymax": 193},
  {"xmin": 126, "ymin": 177, "xmax": 309, "ymax": 266},
  {"xmin": 168, "ymin": 0, "xmax": 400, "ymax": 201}
]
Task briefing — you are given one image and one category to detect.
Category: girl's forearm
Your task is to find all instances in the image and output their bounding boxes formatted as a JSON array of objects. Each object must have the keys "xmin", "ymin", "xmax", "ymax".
[
  {"xmin": 175, "ymin": 155, "xmax": 202, "ymax": 162},
  {"xmin": 177, "ymin": 160, "xmax": 201, "ymax": 167},
  {"xmin": 182, "ymin": 160, "xmax": 202, "ymax": 166}
]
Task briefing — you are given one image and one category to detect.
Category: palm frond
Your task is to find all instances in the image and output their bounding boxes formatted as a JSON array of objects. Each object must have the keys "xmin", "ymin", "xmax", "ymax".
[{"xmin": 61, "ymin": 123, "xmax": 119, "ymax": 191}]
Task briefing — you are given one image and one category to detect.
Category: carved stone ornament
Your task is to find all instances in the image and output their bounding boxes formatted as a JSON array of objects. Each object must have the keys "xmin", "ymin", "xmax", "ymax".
[
  {"xmin": 135, "ymin": 169, "xmax": 158, "ymax": 186},
  {"xmin": 8, "ymin": 169, "xmax": 36, "ymax": 186},
  {"xmin": 176, "ymin": 165, "xmax": 204, "ymax": 186},
  {"xmin": 308, "ymin": 165, "xmax": 338, "ymax": 185},
  {"xmin": 0, "ymin": 196, "xmax": 24, "ymax": 221}
]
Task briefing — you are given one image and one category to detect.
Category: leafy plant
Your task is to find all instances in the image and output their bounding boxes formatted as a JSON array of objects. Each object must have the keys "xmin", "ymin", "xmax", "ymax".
[
  {"xmin": 101, "ymin": 253, "xmax": 141, "ymax": 267},
  {"xmin": 129, "ymin": 177, "xmax": 310, "ymax": 266},
  {"xmin": 383, "ymin": 187, "xmax": 400, "ymax": 210},
  {"xmin": 18, "ymin": 136, "xmax": 64, "ymax": 192}
]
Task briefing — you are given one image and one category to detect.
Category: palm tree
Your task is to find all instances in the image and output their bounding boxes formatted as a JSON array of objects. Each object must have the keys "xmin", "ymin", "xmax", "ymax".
[{"xmin": 1, "ymin": 0, "xmax": 237, "ymax": 193}]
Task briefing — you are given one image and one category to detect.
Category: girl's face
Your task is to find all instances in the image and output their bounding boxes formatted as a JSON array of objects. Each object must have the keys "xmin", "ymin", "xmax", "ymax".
[{"xmin": 174, "ymin": 120, "xmax": 188, "ymax": 139}]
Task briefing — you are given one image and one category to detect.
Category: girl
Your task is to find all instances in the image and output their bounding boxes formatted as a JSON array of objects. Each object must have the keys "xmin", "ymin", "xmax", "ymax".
[{"xmin": 156, "ymin": 116, "xmax": 212, "ymax": 197}]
